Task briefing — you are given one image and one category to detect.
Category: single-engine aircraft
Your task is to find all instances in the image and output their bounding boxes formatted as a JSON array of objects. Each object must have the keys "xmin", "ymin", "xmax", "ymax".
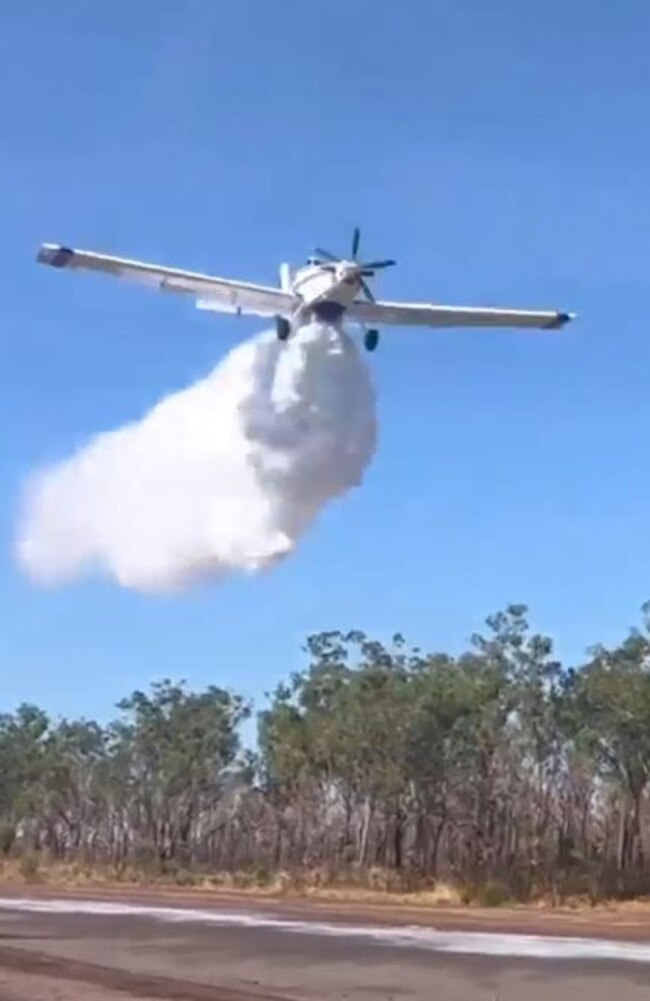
[{"xmin": 36, "ymin": 227, "xmax": 574, "ymax": 352}]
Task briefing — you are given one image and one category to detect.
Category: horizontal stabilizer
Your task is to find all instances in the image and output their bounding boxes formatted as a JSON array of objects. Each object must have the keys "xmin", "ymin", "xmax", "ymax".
[{"xmin": 196, "ymin": 298, "xmax": 242, "ymax": 314}]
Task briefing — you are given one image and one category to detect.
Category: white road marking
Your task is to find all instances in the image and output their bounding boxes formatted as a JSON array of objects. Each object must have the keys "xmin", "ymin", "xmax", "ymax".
[{"xmin": 1, "ymin": 897, "xmax": 649, "ymax": 964}]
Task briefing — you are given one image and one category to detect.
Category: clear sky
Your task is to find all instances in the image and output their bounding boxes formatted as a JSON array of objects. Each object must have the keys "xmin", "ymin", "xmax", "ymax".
[{"xmin": 2, "ymin": 0, "xmax": 650, "ymax": 731}]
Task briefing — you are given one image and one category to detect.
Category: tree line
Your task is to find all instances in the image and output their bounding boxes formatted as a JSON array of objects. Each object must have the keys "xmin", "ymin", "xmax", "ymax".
[{"xmin": 3, "ymin": 603, "xmax": 650, "ymax": 902}]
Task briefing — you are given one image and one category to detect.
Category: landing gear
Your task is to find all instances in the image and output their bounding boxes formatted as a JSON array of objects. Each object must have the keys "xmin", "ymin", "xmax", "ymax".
[
  {"xmin": 364, "ymin": 328, "xmax": 379, "ymax": 352},
  {"xmin": 276, "ymin": 316, "xmax": 291, "ymax": 341}
]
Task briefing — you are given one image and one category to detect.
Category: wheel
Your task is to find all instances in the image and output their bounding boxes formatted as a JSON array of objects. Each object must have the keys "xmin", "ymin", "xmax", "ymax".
[
  {"xmin": 276, "ymin": 316, "xmax": 291, "ymax": 341},
  {"xmin": 364, "ymin": 328, "xmax": 379, "ymax": 352}
]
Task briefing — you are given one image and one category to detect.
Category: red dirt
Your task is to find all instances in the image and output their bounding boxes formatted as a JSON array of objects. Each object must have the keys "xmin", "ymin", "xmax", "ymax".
[{"xmin": 0, "ymin": 946, "xmax": 288, "ymax": 1000}]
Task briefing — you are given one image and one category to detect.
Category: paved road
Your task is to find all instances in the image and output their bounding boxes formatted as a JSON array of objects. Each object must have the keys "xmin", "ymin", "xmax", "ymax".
[{"xmin": 0, "ymin": 896, "xmax": 649, "ymax": 1000}]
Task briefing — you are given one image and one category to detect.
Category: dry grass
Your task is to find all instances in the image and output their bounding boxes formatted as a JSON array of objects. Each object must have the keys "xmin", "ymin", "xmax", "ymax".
[
  {"xmin": 0, "ymin": 857, "xmax": 465, "ymax": 904},
  {"xmin": 2, "ymin": 857, "xmax": 650, "ymax": 916}
]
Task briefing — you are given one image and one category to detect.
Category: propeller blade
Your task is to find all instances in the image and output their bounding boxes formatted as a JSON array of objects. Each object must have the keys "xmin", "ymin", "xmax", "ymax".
[
  {"xmin": 359, "ymin": 259, "xmax": 396, "ymax": 269},
  {"xmin": 313, "ymin": 247, "xmax": 338, "ymax": 262},
  {"xmin": 359, "ymin": 269, "xmax": 375, "ymax": 277},
  {"xmin": 351, "ymin": 227, "xmax": 361, "ymax": 259},
  {"xmin": 360, "ymin": 277, "xmax": 375, "ymax": 302}
]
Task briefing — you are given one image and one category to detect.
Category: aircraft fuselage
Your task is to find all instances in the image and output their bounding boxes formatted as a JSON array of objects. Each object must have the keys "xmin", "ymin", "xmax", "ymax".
[{"xmin": 290, "ymin": 261, "xmax": 362, "ymax": 321}]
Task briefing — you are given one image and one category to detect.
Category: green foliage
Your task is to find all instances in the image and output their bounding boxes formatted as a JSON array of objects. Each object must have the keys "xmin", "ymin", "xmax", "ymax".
[{"xmin": 3, "ymin": 605, "xmax": 650, "ymax": 901}]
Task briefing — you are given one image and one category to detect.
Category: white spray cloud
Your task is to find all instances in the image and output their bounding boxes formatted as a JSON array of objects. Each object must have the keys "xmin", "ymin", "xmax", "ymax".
[{"xmin": 15, "ymin": 322, "xmax": 376, "ymax": 592}]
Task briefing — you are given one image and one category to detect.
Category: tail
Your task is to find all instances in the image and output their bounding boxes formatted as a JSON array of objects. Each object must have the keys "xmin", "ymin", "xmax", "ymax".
[{"xmin": 279, "ymin": 263, "xmax": 292, "ymax": 292}]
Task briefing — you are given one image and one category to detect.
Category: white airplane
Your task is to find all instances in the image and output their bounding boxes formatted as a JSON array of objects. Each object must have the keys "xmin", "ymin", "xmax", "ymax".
[{"xmin": 36, "ymin": 227, "xmax": 574, "ymax": 352}]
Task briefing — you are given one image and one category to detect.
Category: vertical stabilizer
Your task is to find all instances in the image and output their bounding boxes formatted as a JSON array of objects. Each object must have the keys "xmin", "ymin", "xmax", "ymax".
[{"xmin": 279, "ymin": 263, "xmax": 292, "ymax": 291}]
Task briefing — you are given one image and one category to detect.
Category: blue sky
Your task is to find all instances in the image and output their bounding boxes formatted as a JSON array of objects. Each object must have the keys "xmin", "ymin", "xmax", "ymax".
[{"xmin": 2, "ymin": 0, "xmax": 650, "ymax": 733}]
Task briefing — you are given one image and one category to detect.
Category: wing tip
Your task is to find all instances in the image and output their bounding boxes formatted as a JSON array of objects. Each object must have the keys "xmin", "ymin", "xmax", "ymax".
[
  {"xmin": 546, "ymin": 310, "xmax": 576, "ymax": 330},
  {"xmin": 37, "ymin": 243, "xmax": 74, "ymax": 268}
]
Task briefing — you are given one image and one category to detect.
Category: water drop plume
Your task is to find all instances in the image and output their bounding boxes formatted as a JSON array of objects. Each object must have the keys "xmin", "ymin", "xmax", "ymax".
[{"xmin": 16, "ymin": 322, "xmax": 376, "ymax": 592}]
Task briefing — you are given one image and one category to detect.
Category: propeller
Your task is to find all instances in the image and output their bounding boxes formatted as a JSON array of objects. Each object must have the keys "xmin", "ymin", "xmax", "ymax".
[
  {"xmin": 310, "ymin": 228, "xmax": 396, "ymax": 273},
  {"xmin": 310, "ymin": 228, "xmax": 394, "ymax": 306},
  {"xmin": 360, "ymin": 259, "xmax": 396, "ymax": 270},
  {"xmin": 312, "ymin": 247, "xmax": 338, "ymax": 262}
]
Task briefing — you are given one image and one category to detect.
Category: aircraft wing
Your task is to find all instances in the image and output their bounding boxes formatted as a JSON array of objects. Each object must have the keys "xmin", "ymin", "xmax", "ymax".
[
  {"xmin": 36, "ymin": 243, "xmax": 295, "ymax": 318},
  {"xmin": 348, "ymin": 298, "xmax": 574, "ymax": 330}
]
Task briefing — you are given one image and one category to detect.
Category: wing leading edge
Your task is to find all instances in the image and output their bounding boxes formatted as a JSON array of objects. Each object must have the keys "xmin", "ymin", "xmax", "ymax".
[
  {"xmin": 36, "ymin": 243, "xmax": 295, "ymax": 318},
  {"xmin": 348, "ymin": 298, "xmax": 574, "ymax": 330}
]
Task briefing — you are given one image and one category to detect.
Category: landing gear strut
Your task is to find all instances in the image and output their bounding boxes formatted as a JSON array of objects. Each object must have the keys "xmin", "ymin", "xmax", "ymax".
[
  {"xmin": 364, "ymin": 328, "xmax": 379, "ymax": 352},
  {"xmin": 276, "ymin": 316, "xmax": 291, "ymax": 341}
]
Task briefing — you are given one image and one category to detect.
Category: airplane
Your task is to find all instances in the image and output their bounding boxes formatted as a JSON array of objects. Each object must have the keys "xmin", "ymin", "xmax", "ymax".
[{"xmin": 36, "ymin": 227, "xmax": 574, "ymax": 352}]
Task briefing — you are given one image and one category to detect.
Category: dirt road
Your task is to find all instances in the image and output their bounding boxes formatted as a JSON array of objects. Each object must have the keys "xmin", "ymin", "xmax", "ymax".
[{"xmin": 0, "ymin": 890, "xmax": 649, "ymax": 1000}]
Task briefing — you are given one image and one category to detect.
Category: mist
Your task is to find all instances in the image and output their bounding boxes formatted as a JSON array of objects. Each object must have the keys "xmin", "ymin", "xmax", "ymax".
[{"xmin": 16, "ymin": 322, "xmax": 376, "ymax": 592}]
